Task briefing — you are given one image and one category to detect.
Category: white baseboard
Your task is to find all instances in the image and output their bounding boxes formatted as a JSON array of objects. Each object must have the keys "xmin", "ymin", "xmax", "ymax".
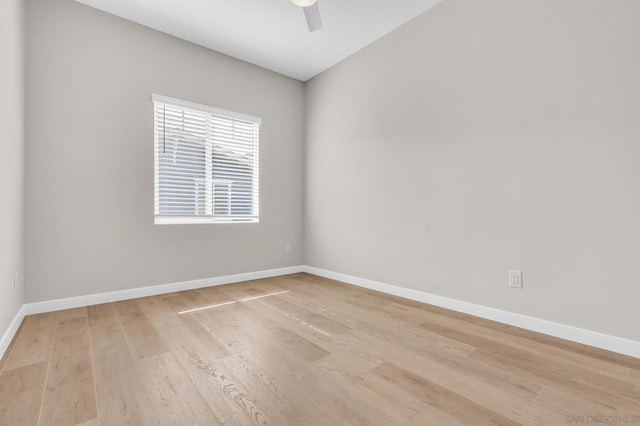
[
  {"xmin": 0, "ymin": 305, "xmax": 27, "ymax": 363},
  {"xmin": 2, "ymin": 267, "xmax": 302, "ymax": 362},
  {"xmin": 3, "ymin": 264, "xmax": 638, "ymax": 361},
  {"xmin": 303, "ymin": 266, "xmax": 640, "ymax": 359},
  {"xmin": 23, "ymin": 266, "xmax": 304, "ymax": 316}
]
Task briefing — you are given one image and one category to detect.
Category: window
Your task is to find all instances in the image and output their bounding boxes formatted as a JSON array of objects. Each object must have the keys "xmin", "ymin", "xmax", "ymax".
[{"xmin": 153, "ymin": 95, "xmax": 260, "ymax": 224}]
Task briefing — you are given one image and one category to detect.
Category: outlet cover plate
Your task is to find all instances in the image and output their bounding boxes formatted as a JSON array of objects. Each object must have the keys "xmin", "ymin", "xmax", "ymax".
[{"xmin": 509, "ymin": 270, "xmax": 523, "ymax": 289}]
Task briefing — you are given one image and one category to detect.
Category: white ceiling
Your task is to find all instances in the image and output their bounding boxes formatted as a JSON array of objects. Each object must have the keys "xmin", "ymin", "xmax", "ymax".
[{"xmin": 74, "ymin": 0, "xmax": 443, "ymax": 81}]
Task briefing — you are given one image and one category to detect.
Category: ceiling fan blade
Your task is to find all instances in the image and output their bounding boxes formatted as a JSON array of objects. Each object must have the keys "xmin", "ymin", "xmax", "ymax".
[{"xmin": 303, "ymin": 3, "xmax": 323, "ymax": 32}]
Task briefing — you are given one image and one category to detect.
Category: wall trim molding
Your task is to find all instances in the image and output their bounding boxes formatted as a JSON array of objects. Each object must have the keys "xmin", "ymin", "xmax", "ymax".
[
  {"xmin": 3, "ymin": 264, "xmax": 638, "ymax": 361},
  {"xmin": 303, "ymin": 266, "xmax": 640, "ymax": 359},
  {"xmin": 23, "ymin": 266, "xmax": 304, "ymax": 316},
  {"xmin": 0, "ymin": 305, "xmax": 27, "ymax": 363},
  {"xmin": 4, "ymin": 267, "xmax": 302, "ymax": 361}
]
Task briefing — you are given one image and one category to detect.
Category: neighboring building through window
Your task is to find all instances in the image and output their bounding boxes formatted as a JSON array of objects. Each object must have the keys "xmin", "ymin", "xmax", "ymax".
[{"xmin": 153, "ymin": 95, "xmax": 260, "ymax": 224}]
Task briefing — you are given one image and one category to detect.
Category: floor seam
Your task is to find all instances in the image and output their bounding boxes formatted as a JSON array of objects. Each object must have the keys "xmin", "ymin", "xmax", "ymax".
[
  {"xmin": 86, "ymin": 310, "xmax": 101, "ymax": 425},
  {"xmin": 36, "ymin": 312, "xmax": 59, "ymax": 425},
  {"xmin": 531, "ymin": 385, "xmax": 545, "ymax": 405},
  {"xmin": 112, "ymin": 302, "xmax": 140, "ymax": 362}
]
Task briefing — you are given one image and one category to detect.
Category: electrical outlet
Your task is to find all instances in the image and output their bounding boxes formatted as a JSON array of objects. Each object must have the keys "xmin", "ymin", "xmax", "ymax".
[
  {"xmin": 14, "ymin": 272, "xmax": 18, "ymax": 289},
  {"xmin": 509, "ymin": 270, "xmax": 523, "ymax": 289},
  {"xmin": 284, "ymin": 243, "xmax": 292, "ymax": 255}
]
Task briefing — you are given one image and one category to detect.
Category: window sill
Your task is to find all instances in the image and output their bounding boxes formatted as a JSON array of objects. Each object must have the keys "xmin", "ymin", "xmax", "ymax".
[{"xmin": 154, "ymin": 216, "xmax": 259, "ymax": 225}]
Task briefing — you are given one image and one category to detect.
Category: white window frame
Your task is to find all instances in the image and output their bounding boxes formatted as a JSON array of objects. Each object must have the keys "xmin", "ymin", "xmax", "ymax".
[{"xmin": 153, "ymin": 94, "xmax": 261, "ymax": 225}]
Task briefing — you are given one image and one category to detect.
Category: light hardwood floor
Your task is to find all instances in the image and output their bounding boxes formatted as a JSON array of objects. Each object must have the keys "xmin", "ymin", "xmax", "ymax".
[{"xmin": 1, "ymin": 273, "xmax": 639, "ymax": 425}]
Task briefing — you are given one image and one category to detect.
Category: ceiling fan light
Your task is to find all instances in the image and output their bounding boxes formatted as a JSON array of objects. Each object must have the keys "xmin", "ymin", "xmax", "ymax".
[{"xmin": 291, "ymin": 0, "xmax": 317, "ymax": 7}]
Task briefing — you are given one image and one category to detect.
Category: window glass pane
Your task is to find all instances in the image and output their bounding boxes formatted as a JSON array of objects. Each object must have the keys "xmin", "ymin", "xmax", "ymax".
[{"xmin": 154, "ymin": 96, "xmax": 260, "ymax": 224}]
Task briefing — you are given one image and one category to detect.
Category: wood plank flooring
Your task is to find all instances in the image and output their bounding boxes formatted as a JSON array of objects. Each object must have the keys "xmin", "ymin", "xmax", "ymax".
[{"xmin": 1, "ymin": 273, "xmax": 639, "ymax": 425}]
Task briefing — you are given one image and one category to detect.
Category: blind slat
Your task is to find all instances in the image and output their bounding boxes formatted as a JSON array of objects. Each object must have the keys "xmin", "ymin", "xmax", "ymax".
[{"xmin": 154, "ymin": 96, "xmax": 260, "ymax": 224}]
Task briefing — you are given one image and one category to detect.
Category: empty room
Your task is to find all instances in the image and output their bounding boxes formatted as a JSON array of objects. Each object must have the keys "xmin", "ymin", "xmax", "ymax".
[{"xmin": 1, "ymin": 0, "xmax": 640, "ymax": 424}]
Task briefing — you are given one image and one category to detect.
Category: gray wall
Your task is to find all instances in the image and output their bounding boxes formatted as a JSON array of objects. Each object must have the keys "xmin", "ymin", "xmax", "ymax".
[
  {"xmin": 305, "ymin": 0, "xmax": 640, "ymax": 341},
  {"xmin": 25, "ymin": 0, "xmax": 305, "ymax": 302},
  {"xmin": 21, "ymin": 0, "xmax": 640, "ymax": 344},
  {"xmin": 0, "ymin": 0, "xmax": 25, "ymax": 336}
]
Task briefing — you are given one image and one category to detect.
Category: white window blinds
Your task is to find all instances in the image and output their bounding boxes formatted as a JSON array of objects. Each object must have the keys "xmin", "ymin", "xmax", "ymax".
[{"xmin": 153, "ymin": 95, "xmax": 261, "ymax": 224}]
